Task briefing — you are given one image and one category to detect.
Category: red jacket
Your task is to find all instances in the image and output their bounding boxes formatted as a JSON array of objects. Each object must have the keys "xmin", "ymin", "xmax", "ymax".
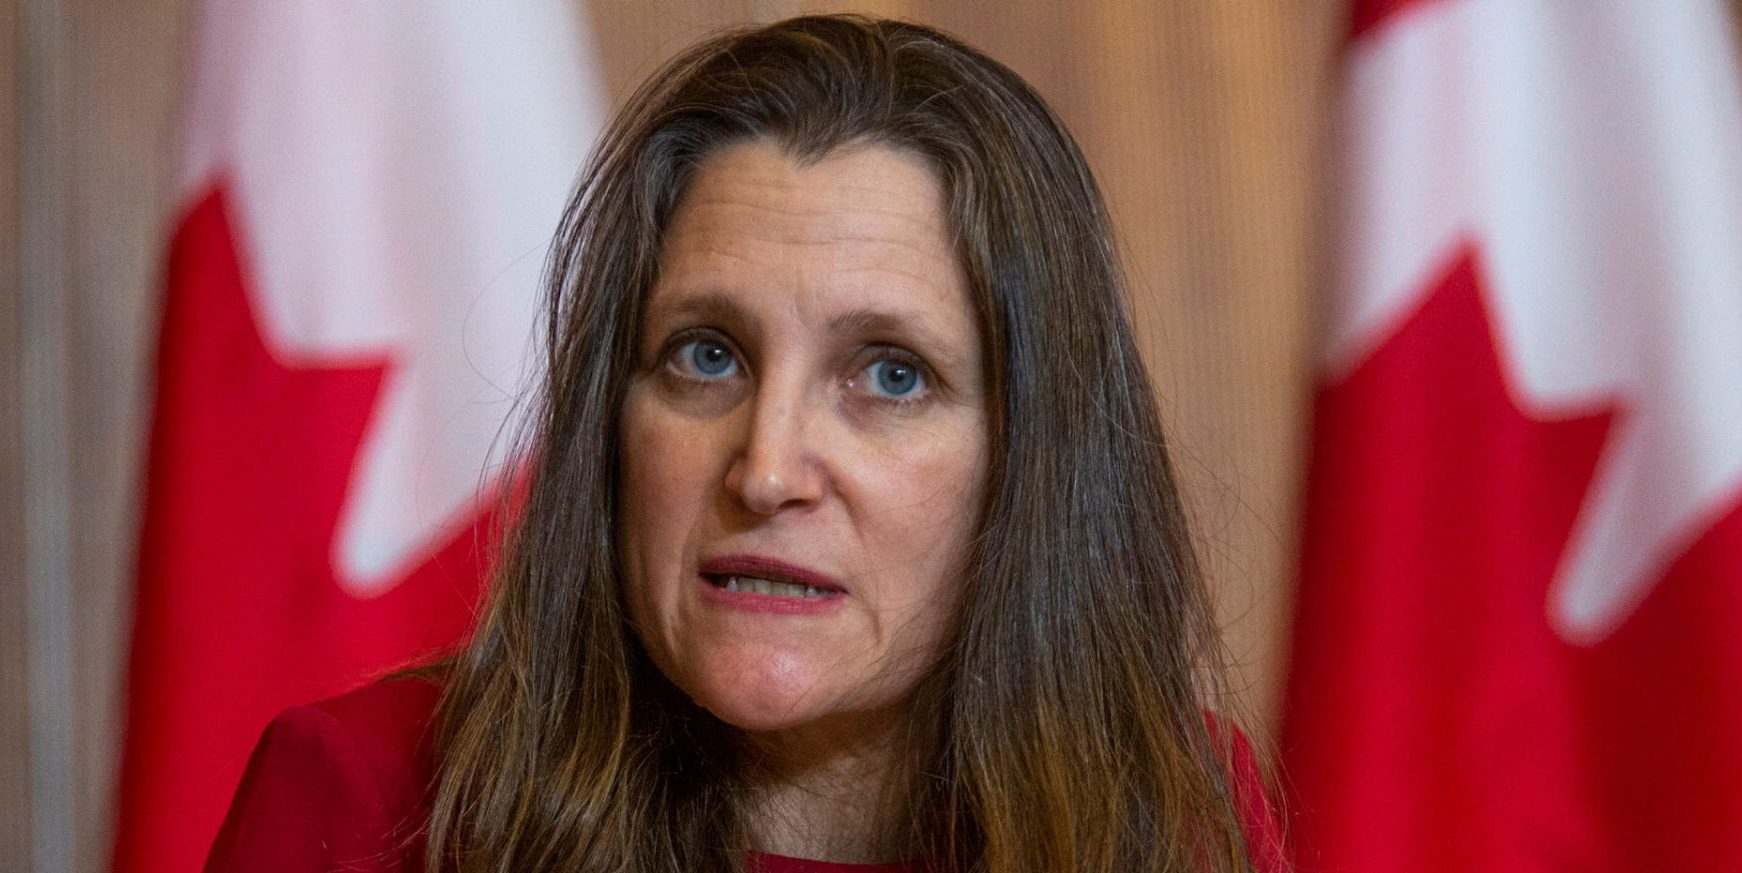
[{"xmin": 202, "ymin": 678, "xmax": 1287, "ymax": 872}]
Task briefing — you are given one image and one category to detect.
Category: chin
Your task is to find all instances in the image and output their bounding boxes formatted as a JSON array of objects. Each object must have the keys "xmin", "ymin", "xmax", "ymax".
[{"xmin": 680, "ymin": 651, "xmax": 843, "ymax": 733}]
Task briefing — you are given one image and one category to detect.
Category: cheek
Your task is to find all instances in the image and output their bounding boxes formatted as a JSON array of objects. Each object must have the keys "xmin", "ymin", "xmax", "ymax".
[
  {"xmin": 866, "ymin": 416, "xmax": 987, "ymax": 542},
  {"xmin": 849, "ymin": 417, "xmax": 989, "ymax": 638},
  {"xmin": 622, "ymin": 387, "xmax": 722, "ymax": 515},
  {"xmin": 619, "ymin": 390, "xmax": 719, "ymax": 612}
]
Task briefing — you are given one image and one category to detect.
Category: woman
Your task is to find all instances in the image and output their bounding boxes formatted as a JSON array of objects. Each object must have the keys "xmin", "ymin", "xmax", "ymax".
[{"xmin": 205, "ymin": 14, "xmax": 1285, "ymax": 873}]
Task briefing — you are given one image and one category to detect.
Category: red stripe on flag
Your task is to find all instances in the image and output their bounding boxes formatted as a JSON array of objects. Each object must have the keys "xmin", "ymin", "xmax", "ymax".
[
  {"xmin": 1283, "ymin": 244, "xmax": 1742, "ymax": 871},
  {"xmin": 1573, "ymin": 492, "xmax": 1742, "ymax": 871},
  {"xmin": 1283, "ymin": 246, "xmax": 1615, "ymax": 872},
  {"xmin": 113, "ymin": 187, "xmax": 493, "ymax": 873}
]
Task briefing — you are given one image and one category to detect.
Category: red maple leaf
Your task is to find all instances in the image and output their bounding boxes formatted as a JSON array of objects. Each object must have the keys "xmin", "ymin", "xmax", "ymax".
[
  {"xmin": 114, "ymin": 188, "xmax": 495, "ymax": 873},
  {"xmin": 1283, "ymin": 244, "xmax": 1742, "ymax": 872}
]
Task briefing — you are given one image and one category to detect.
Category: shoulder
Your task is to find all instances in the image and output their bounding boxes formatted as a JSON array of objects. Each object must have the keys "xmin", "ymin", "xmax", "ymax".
[
  {"xmin": 203, "ymin": 677, "xmax": 442, "ymax": 873},
  {"xmin": 302, "ymin": 674, "xmax": 444, "ymax": 788}
]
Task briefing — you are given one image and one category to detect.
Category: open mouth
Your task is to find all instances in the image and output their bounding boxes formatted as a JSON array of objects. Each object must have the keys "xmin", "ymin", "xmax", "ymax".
[
  {"xmin": 697, "ymin": 554, "xmax": 846, "ymax": 602},
  {"xmin": 702, "ymin": 574, "xmax": 840, "ymax": 599}
]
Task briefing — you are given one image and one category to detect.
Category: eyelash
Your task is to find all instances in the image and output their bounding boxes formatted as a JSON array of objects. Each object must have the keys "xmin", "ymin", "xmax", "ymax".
[
  {"xmin": 656, "ymin": 328, "xmax": 936, "ymax": 407},
  {"xmin": 661, "ymin": 329, "xmax": 743, "ymax": 383},
  {"xmin": 851, "ymin": 349, "xmax": 931, "ymax": 406}
]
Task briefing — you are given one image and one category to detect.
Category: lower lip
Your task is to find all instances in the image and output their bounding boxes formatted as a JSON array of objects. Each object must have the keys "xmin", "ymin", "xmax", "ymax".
[{"xmin": 695, "ymin": 575, "xmax": 847, "ymax": 616}]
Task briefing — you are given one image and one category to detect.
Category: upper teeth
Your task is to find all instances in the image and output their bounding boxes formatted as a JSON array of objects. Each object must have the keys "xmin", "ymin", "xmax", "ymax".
[{"xmin": 722, "ymin": 575, "xmax": 829, "ymax": 598}]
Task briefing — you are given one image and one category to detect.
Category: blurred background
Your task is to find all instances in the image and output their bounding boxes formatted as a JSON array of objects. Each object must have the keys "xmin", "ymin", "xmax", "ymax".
[{"xmin": 4, "ymin": 2, "xmax": 1739, "ymax": 873}]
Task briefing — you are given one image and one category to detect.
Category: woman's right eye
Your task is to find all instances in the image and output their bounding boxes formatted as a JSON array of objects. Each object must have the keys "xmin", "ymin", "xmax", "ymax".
[{"xmin": 667, "ymin": 337, "xmax": 740, "ymax": 380}]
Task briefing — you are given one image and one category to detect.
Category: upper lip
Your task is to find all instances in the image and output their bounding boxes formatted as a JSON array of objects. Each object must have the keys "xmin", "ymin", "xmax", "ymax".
[{"xmin": 698, "ymin": 554, "xmax": 845, "ymax": 592}]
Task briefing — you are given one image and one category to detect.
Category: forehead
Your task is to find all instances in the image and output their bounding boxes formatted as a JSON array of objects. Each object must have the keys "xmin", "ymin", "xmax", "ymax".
[{"xmin": 651, "ymin": 140, "xmax": 972, "ymax": 331}]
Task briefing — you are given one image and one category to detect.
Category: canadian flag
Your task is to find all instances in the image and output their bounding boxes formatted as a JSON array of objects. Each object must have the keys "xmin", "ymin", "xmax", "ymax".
[
  {"xmin": 1281, "ymin": 1, "xmax": 1742, "ymax": 870},
  {"xmin": 112, "ymin": 5, "xmax": 603, "ymax": 873}
]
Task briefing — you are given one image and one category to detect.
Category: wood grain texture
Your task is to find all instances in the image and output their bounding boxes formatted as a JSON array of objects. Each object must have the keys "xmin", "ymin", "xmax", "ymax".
[
  {"xmin": 16, "ymin": 0, "xmax": 81, "ymax": 868},
  {"xmin": 8, "ymin": 1, "xmax": 190, "ymax": 871},
  {"xmin": 61, "ymin": 3, "xmax": 184, "ymax": 867},
  {"xmin": 3, "ymin": 0, "xmax": 33, "ymax": 866}
]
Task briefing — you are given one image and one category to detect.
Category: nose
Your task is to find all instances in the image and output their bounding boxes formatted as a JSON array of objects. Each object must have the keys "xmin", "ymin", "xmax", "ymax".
[{"xmin": 723, "ymin": 374, "xmax": 826, "ymax": 516}]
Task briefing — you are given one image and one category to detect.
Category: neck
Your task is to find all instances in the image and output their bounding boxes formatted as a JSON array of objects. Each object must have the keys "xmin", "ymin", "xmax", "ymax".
[{"xmin": 738, "ymin": 707, "xmax": 925, "ymax": 864}]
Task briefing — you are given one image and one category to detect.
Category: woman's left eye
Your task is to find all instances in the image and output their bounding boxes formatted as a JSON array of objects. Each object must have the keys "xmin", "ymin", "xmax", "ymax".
[{"xmin": 859, "ymin": 358, "xmax": 926, "ymax": 399}]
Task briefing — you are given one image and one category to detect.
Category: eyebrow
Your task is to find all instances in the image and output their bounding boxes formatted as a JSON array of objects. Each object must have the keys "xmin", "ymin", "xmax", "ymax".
[
  {"xmin": 826, "ymin": 307, "xmax": 954, "ymax": 354},
  {"xmin": 642, "ymin": 290, "xmax": 745, "ymax": 328},
  {"xmin": 645, "ymin": 290, "xmax": 964, "ymax": 358}
]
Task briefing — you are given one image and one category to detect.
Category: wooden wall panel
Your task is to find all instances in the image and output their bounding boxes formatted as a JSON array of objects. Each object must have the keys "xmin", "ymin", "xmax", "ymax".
[
  {"xmin": 13, "ymin": 0, "xmax": 81, "ymax": 869},
  {"xmin": 586, "ymin": 0, "xmax": 756, "ymax": 108},
  {"xmin": 61, "ymin": 0, "xmax": 186, "ymax": 867},
  {"xmin": 3, "ymin": 0, "xmax": 32, "ymax": 866}
]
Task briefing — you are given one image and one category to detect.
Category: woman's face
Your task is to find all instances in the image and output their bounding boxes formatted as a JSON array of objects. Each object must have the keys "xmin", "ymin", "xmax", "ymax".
[{"xmin": 620, "ymin": 140, "xmax": 988, "ymax": 736}]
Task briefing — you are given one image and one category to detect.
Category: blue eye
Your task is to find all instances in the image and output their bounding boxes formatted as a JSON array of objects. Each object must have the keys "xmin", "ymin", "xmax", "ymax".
[
  {"xmin": 864, "ymin": 359, "xmax": 924, "ymax": 398},
  {"xmin": 674, "ymin": 338, "xmax": 738, "ymax": 378}
]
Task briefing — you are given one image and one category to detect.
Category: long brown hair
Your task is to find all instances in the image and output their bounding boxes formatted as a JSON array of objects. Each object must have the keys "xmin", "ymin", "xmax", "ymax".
[{"xmin": 427, "ymin": 15, "xmax": 1261, "ymax": 873}]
